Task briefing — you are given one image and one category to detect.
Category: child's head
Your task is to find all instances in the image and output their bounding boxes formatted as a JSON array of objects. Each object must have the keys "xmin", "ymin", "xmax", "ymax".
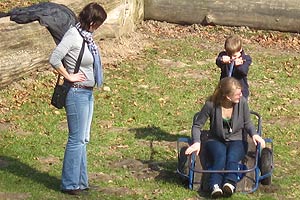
[{"xmin": 224, "ymin": 35, "xmax": 242, "ymax": 59}]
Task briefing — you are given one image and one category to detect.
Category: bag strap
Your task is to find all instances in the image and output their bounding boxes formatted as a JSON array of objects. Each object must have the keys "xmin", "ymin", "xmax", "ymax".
[
  {"xmin": 74, "ymin": 39, "xmax": 85, "ymax": 73},
  {"xmin": 55, "ymin": 39, "xmax": 85, "ymax": 86}
]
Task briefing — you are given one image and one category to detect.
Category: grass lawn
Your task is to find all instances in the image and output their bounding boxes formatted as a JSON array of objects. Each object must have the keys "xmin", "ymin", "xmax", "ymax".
[{"xmin": 1, "ymin": 5, "xmax": 300, "ymax": 199}]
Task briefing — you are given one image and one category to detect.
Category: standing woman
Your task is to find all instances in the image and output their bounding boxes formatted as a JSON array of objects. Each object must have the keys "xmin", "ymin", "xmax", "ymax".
[
  {"xmin": 185, "ymin": 77, "xmax": 265, "ymax": 198},
  {"xmin": 49, "ymin": 3, "xmax": 107, "ymax": 195}
]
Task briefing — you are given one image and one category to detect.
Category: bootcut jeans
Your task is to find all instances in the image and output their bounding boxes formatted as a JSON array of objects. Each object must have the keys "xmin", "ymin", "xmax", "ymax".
[
  {"xmin": 204, "ymin": 139, "xmax": 247, "ymax": 190},
  {"xmin": 61, "ymin": 87, "xmax": 94, "ymax": 191}
]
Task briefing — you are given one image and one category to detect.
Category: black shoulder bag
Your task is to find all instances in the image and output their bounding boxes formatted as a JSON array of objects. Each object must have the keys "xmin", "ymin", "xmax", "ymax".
[{"xmin": 51, "ymin": 40, "xmax": 85, "ymax": 109}]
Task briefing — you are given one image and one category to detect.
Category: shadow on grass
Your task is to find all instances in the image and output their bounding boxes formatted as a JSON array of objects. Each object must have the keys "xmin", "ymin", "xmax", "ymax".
[
  {"xmin": 0, "ymin": 155, "xmax": 60, "ymax": 191},
  {"xmin": 129, "ymin": 125, "xmax": 197, "ymax": 190},
  {"xmin": 146, "ymin": 160, "xmax": 210, "ymax": 198},
  {"xmin": 130, "ymin": 125, "xmax": 189, "ymax": 142}
]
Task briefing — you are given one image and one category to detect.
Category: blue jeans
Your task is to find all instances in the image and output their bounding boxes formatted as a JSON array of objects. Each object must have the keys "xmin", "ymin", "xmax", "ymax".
[
  {"xmin": 204, "ymin": 140, "xmax": 247, "ymax": 189},
  {"xmin": 61, "ymin": 87, "xmax": 94, "ymax": 190}
]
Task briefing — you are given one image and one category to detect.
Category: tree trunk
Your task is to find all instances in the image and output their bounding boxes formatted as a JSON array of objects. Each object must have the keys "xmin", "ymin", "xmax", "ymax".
[
  {"xmin": 0, "ymin": 0, "xmax": 143, "ymax": 89},
  {"xmin": 0, "ymin": 20, "xmax": 53, "ymax": 88},
  {"xmin": 144, "ymin": 0, "xmax": 300, "ymax": 33}
]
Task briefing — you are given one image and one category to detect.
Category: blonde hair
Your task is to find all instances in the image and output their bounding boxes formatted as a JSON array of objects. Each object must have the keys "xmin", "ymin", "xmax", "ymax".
[
  {"xmin": 209, "ymin": 77, "xmax": 242, "ymax": 106},
  {"xmin": 224, "ymin": 35, "xmax": 242, "ymax": 56}
]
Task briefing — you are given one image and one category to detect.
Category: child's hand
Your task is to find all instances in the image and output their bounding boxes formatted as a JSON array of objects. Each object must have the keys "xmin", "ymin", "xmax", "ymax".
[
  {"xmin": 234, "ymin": 57, "xmax": 244, "ymax": 66},
  {"xmin": 221, "ymin": 55, "xmax": 231, "ymax": 63}
]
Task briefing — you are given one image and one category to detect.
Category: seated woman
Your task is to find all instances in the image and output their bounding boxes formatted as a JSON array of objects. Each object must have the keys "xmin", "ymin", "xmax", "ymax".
[{"xmin": 185, "ymin": 77, "xmax": 265, "ymax": 198}]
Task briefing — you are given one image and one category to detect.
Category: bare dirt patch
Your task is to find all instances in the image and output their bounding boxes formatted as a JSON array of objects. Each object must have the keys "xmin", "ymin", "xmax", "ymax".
[
  {"xmin": 265, "ymin": 116, "xmax": 300, "ymax": 127},
  {"xmin": 0, "ymin": 121, "xmax": 32, "ymax": 136},
  {"xmin": 37, "ymin": 156, "xmax": 60, "ymax": 172},
  {"xmin": 0, "ymin": 193, "xmax": 31, "ymax": 200}
]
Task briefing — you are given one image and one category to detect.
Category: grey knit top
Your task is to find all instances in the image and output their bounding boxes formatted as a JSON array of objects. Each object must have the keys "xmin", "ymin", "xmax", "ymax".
[
  {"xmin": 49, "ymin": 26, "xmax": 95, "ymax": 87},
  {"xmin": 191, "ymin": 97, "xmax": 257, "ymax": 143}
]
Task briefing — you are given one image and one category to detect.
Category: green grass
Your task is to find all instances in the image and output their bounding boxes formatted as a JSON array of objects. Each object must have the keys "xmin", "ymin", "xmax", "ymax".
[{"xmin": 1, "ymin": 25, "xmax": 300, "ymax": 199}]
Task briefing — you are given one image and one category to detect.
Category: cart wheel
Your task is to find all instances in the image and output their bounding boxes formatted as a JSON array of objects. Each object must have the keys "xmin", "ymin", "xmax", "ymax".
[
  {"xmin": 260, "ymin": 147, "xmax": 272, "ymax": 185},
  {"xmin": 178, "ymin": 146, "xmax": 188, "ymax": 174}
]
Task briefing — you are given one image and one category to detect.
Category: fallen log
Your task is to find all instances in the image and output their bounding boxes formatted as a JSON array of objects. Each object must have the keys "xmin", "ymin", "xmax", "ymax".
[{"xmin": 144, "ymin": 0, "xmax": 300, "ymax": 33}]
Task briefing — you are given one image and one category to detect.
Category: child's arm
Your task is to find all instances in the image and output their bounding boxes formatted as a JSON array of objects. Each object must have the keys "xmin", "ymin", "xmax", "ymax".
[{"xmin": 216, "ymin": 51, "xmax": 228, "ymax": 67}]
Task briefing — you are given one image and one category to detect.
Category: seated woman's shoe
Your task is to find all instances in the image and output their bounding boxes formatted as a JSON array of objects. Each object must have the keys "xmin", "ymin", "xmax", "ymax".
[
  {"xmin": 222, "ymin": 182, "xmax": 235, "ymax": 197},
  {"xmin": 211, "ymin": 184, "xmax": 223, "ymax": 199}
]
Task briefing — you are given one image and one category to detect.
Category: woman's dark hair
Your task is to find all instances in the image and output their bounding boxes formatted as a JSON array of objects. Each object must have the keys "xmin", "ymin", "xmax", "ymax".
[{"xmin": 78, "ymin": 2, "xmax": 107, "ymax": 31}]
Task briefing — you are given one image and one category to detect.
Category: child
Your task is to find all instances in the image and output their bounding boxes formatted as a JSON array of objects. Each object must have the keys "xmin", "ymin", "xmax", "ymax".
[{"xmin": 216, "ymin": 35, "xmax": 252, "ymax": 99}]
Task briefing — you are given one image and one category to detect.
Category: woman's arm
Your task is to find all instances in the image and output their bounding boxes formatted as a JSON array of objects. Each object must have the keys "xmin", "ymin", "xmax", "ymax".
[
  {"xmin": 49, "ymin": 28, "xmax": 86, "ymax": 82},
  {"xmin": 185, "ymin": 101, "xmax": 212, "ymax": 155},
  {"xmin": 242, "ymin": 98, "xmax": 266, "ymax": 148}
]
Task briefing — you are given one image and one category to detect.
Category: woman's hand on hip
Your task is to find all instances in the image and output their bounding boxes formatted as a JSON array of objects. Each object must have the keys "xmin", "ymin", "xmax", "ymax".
[
  {"xmin": 68, "ymin": 72, "xmax": 86, "ymax": 82},
  {"xmin": 185, "ymin": 142, "xmax": 201, "ymax": 155},
  {"xmin": 55, "ymin": 66, "xmax": 86, "ymax": 83}
]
